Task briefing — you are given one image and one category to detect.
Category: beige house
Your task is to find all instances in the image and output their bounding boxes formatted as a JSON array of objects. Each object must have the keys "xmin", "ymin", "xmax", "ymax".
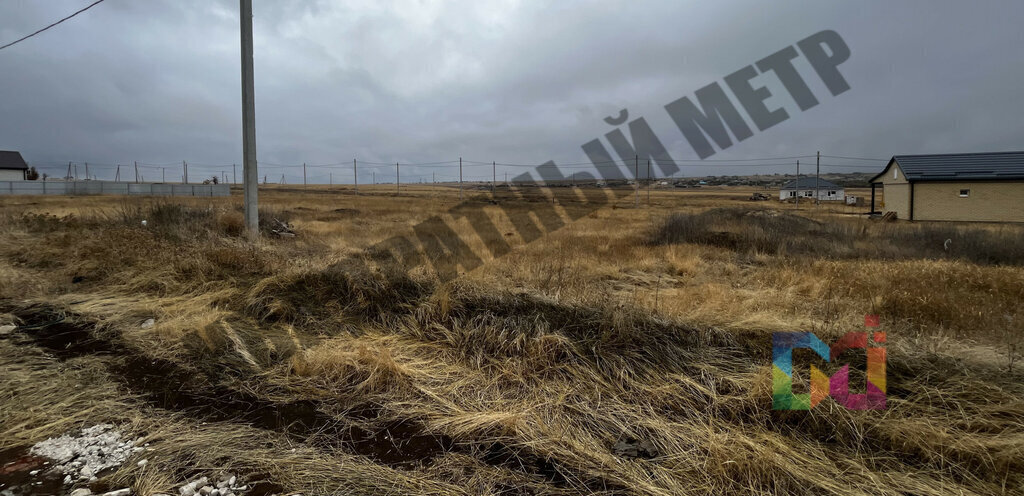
[{"xmin": 869, "ymin": 151, "xmax": 1024, "ymax": 222}]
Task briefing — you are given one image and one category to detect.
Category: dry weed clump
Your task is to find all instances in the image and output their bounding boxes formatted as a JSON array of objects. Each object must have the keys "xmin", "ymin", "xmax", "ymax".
[{"xmin": 244, "ymin": 262, "xmax": 428, "ymax": 328}]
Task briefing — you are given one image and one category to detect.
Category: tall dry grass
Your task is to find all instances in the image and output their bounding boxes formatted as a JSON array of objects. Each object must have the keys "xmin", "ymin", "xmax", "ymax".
[{"xmin": 0, "ymin": 191, "xmax": 1022, "ymax": 495}]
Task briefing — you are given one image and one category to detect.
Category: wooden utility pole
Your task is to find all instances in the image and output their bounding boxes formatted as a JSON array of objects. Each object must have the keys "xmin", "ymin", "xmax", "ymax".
[
  {"xmin": 353, "ymin": 159, "xmax": 358, "ymax": 194},
  {"xmin": 66, "ymin": 162, "xmax": 72, "ymax": 181},
  {"xmin": 795, "ymin": 160, "xmax": 800, "ymax": 210},
  {"xmin": 459, "ymin": 157, "xmax": 463, "ymax": 200},
  {"xmin": 135, "ymin": 161, "xmax": 139, "ymax": 183},
  {"xmin": 233, "ymin": 164, "xmax": 237, "ymax": 184},
  {"xmin": 815, "ymin": 150, "xmax": 821, "ymax": 208},
  {"xmin": 492, "ymin": 161, "xmax": 496, "ymax": 194},
  {"xmin": 183, "ymin": 161, "xmax": 188, "ymax": 184},
  {"xmin": 396, "ymin": 162, "xmax": 400, "ymax": 194},
  {"xmin": 647, "ymin": 159, "xmax": 652, "ymax": 206},
  {"xmin": 372, "ymin": 171, "xmax": 375, "ymax": 185},
  {"xmin": 303, "ymin": 163, "xmax": 307, "ymax": 189},
  {"xmin": 115, "ymin": 164, "xmax": 120, "ymax": 182},
  {"xmin": 84, "ymin": 162, "xmax": 89, "ymax": 180},
  {"xmin": 240, "ymin": 0, "xmax": 259, "ymax": 237},
  {"xmin": 162, "ymin": 168, "xmax": 166, "ymax": 183}
]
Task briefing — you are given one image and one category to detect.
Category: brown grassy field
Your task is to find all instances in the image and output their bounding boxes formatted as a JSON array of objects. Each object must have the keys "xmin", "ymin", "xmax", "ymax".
[{"xmin": 1, "ymin": 184, "xmax": 1023, "ymax": 495}]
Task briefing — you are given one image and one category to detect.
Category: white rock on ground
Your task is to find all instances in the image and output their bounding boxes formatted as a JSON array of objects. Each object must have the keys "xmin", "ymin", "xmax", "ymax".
[
  {"xmin": 69, "ymin": 489, "xmax": 92, "ymax": 496},
  {"xmin": 0, "ymin": 324, "xmax": 16, "ymax": 335},
  {"xmin": 177, "ymin": 473, "xmax": 252, "ymax": 496},
  {"xmin": 29, "ymin": 424, "xmax": 144, "ymax": 484},
  {"xmin": 102, "ymin": 490, "xmax": 132, "ymax": 496}
]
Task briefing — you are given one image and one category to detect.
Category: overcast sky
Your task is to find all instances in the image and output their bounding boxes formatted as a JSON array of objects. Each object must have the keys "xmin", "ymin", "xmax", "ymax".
[{"xmin": 1, "ymin": 0, "xmax": 1023, "ymax": 183}]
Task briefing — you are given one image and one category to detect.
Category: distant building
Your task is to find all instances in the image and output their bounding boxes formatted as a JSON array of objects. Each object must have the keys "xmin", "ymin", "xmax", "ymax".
[
  {"xmin": 869, "ymin": 151, "xmax": 1024, "ymax": 222},
  {"xmin": 0, "ymin": 151, "xmax": 28, "ymax": 181},
  {"xmin": 779, "ymin": 177, "xmax": 844, "ymax": 201}
]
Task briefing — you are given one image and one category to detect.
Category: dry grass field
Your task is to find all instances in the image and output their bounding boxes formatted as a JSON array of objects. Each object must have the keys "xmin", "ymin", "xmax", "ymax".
[{"xmin": 1, "ymin": 184, "xmax": 1023, "ymax": 495}]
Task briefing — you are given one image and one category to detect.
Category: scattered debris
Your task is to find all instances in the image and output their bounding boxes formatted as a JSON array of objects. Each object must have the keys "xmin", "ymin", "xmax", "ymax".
[
  {"xmin": 269, "ymin": 218, "xmax": 295, "ymax": 238},
  {"xmin": 748, "ymin": 192, "xmax": 770, "ymax": 201},
  {"xmin": 58, "ymin": 489, "xmax": 132, "ymax": 496},
  {"xmin": 0, "ymin": 324, "xmax": 16, "ymax": 335},
  {"xmin": 29, "ymin": 425, "xmax": 143, "ymax": 484},
  {"xmin": 174, "ymin": 473, "xmax": 254, "ymax": 496},
  {"xmin": 1, "ymin": 454, "xmax": 47, "ymax": 477},
  {"xmin": 140, "ymin": 319, "xmax": 155, "ymax": 330},
  {"xmin": 612, "ymin": 437, "xmax": 659, "ymax": 459}
]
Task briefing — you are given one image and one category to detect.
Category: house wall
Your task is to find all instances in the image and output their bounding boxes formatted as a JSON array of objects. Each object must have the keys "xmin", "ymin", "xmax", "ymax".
[
  {"xmin": 872, "ymin": 161, "xmax": 910, "ymax": 218},
  {"xmin": 0, "ymin": 169, "xmax": 25, "ymax": 181},
  {"xmin": 815, "ymin": 188, "xmax": 844, "ymax": 201},
  {"xmin": 913, "ymin": 181, "xmax": 1024, "ymax": 222},
  {"xmin": 881, "ymin": 184, "xmax": 910, "ymax": 219}
]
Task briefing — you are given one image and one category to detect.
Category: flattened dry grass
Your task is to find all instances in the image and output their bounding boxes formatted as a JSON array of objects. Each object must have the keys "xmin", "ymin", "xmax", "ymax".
[{"xmin": 1, "ymin": 190, "xmax": 1023, "ymax": 495}]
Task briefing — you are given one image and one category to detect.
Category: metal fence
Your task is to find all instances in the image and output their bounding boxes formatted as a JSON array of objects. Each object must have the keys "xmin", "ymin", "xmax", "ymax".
[{"xmin": 0, "ymin": 181, "xmax": 230, "ymax": 197}]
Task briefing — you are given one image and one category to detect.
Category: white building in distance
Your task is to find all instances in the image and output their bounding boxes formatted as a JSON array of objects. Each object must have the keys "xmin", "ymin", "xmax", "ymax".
[{"xmin": 779, "ymin": 177, "xmax": 844, "ymax": 201}]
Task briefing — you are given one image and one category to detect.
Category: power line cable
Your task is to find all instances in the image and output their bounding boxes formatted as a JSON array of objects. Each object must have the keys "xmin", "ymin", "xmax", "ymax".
[
  {"xmin": 470, "ymin": 155, "xmax": 817, "ymax": 167},
  {"xmin": 820, "ymin": 154, "xmax": 889, "ymax": 162},
  {"xmin": 0, "ymin": 0, "xmax": 107, "ymax": 51}
]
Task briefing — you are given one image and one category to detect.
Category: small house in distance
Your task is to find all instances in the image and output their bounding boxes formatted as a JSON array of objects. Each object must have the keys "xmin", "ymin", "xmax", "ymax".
[
  {"xmin": 779, "ymin": 177, "xmax": 844, "ymax": 201},
  {"xmin": 0, "ymin": 151, "xmax": 29, "ymax": 181},
  {"xmin": 869, "ymin": 151, "xmax": 1024, "ymax": 222}
]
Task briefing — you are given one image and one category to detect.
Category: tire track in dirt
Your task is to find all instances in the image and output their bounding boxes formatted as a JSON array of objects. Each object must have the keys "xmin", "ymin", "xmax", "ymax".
[{"xmin": 2, "ymin": 304, "xmax": 625, "ymax": 494}]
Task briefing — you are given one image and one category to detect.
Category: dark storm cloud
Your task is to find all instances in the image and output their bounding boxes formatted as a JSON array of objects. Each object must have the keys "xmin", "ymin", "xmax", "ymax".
[{"xmin": 1, "ymin": 0, "xmax": 1023, "ymax": 183}]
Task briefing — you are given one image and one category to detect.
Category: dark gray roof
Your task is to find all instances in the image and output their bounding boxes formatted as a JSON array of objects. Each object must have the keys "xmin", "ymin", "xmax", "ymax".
[
  {"xmin": 780, "ymin": 177, "xmax": 842, "ymax": 190},
  {"xmin": 0, "ymin": 151, "xmax": 28, "ymax": 170},
  {"xmin": 875, "ymin": 151, "xmax": 1024, "ymax": 182}
]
